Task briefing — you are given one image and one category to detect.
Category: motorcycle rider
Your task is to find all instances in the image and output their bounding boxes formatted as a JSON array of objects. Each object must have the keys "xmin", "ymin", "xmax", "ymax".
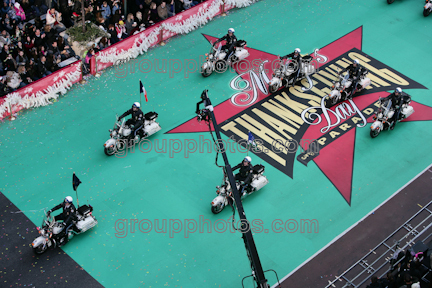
[
  {"xmin": 279, "ymin": 48, "xmax": 307, "ymax": 86},
  {"xmin": 338, "ymin": 59, "xmax": 368, "ymax": 98},
  {"xmin": 118, "ymin": 102, "xmax": 145, "ymax": 143},
  {"xmin": 213, "ymin": 28, "xmax": 238, "ymax": 61},
  {"xmin": 383, "ymin": 87, "xmax": 405, "ymax": 130},
  {"xmin": 47, "ymin": 196, "xmax": 79, "ymax": 246},
  {"xmin": 232, "ymin": 156, "xmax": 254, "ymax": 195}
]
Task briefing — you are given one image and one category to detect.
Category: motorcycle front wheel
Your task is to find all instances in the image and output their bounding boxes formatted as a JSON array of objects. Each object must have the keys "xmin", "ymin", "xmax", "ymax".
[
  {"xmin": 211, "ymin": 204, "xmax": 225, "ymax": 214},
  {"xmin": 269, "ymin": 83, "xmax": 279, "ymax": 93},
  {"xmin": 201, "ymin": 65, "xmax": 213, "ymax": 77},
  {"xmin": 424, "ymin": 9, "xmax": 431, "ymax": 17},
  {"xmin": 214, "ymin": 60, "xmax": 227, "ymax": 73},
  {"xmin": 370, "ymin": 129, "xmax": 380, "ymax": 138},
  {"xmin": 33, "ymin": 244, "xmax": 48, "ymax": 255},
  {"xmin": 387, "ymin": 0, "xmax": 395, "ymax": 3},
  {"xmin": 104, "ymin": 147, "xmax": 116, "ymax": 156}
]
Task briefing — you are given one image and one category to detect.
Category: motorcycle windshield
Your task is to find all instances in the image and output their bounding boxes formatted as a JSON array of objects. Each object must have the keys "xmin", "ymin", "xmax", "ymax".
[
  {"xmin": 383, "ymin": 99, "xmax": 392, "ymax": 117},
  {"xmin": 341, "ymin": 73, "xmax": 350, "ymax": 86}
]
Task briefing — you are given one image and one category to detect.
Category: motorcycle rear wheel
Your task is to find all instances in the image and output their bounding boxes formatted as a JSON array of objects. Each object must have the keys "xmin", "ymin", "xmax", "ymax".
[
  {"xmin": 214, "ymin": 60, "xmax": 227, "ymax": 73},
  {"xmin": 211, "ymin": 204, "xmax": 224, "ymax": 214},
  {"xmin": 370, "ymin": 129, "xmax": 380, "ymax": 138},
  {"xmin": 387, "ymin": 0, "xmax": 395, "ymax": 3},
  {"xmin": 424, "ymin": 9, "xmax": 431, "ymax": 17}
]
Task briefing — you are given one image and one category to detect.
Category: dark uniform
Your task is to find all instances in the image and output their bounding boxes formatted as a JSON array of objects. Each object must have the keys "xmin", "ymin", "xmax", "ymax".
[
  {"xmin": 232, "ymin": 161, "xmax": 253, "ymax": 190},
  {"xmin": 214, "ymin": 33, "xmax": 238, "ymax": 60},
  {"xmin": 383, "ymin": 91, "xmax": 405, "ymax": 130},
  {"xmin": 339, "ymin": 63, "xmax": 367, "ymax": 98},
  {"xmin": 119, "ymin": 107, "xmax": 144, "ymax": 139},
  {"xmin": 48, "ymin": 201, "xmax": 79, "ymax": 244},
  {"xmin": 280, "ymin": 51, "xmax": 311, "ymax": 85}
]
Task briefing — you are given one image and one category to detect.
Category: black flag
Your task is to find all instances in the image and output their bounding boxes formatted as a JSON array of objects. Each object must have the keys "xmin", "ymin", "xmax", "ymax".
[{"xmin": 73, "ymin": 173, "xmax": 82, "ymax": 191}]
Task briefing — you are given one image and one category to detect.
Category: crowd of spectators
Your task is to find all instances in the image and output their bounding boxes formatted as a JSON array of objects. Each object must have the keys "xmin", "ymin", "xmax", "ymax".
[
  {"xmin": 0, "ymin": 0, "xmax": 207, "ymax": 97},
  {"xmin": 366, "ymin": 244, "xmax": 431, "ymax": 288}
]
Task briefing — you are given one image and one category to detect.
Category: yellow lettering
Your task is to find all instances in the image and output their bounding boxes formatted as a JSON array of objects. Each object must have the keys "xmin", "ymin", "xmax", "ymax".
[
  {"xmin": 363, "ymin": 108, "xmax": 374, "ymax": 115},
  {"xmin": 312, "ymin": 73, "xmax": 333, "ymax": 87},
  {"xmin": 374, "ymin": 101, "xmax": 381, "ymax": 108},
  {"xmin": 262, "ymin": 101, "xmax": 303, "ymax": 128},
  {"xmin": 318, "ymin": 137, "xmax": 326, "ymax": 146},
  {"xmin": 221, "ymin": 121, "xmax": 248, "ymax": 139},
  {"xmin": 252, "ymin": 108, "xmax": 296, "ymax": 139},
  {"xmin": 329, "ymin": 131, "xmax": 340, "ymax": 138},
  {"xmin": 318, "ymin": 70, "xmax": 338, "ymax": 81},
  {"xmin": 339, "ymin": 123, "xmax": 351, "ymax": 131},
  {"xmin": 351, "ymin": 116, "xmax": 363, "ymax": 124}
]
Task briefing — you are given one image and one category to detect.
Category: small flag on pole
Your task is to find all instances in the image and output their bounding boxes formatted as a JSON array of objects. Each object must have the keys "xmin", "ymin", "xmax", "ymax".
[
  {"xmin": 73, "ymin": 173, "xmax": 82, "ymax": 191},
  {"xmin": 140, "ymin": 80, "xmax": 148, "ymax": 102}
]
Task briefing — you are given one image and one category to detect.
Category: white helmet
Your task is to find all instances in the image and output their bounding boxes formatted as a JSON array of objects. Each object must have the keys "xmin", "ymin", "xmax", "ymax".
[
  {"xmin": 65, "ymin": 196, "xmax": 73, "ymax": 203},
  {"xmin": 294, "ymin": 48, "xmax": 301, "ymax": 53},
  {"xmin": 395, "ymin": 87, "xmax": 402, "ymax": 93},
  {"xmin": 228, "ymin": 28, "xmax": 235, "ymax": 33},
  {"xmin": 244, "ymin": 156, "xmax": 252, "ymax": 163},
  {"xmin": 132, "ymin": 102, "xmax": 140, "ymax": 108},
  {"xmin": 353, "ymin": 59, "xmax": 360, "ymax": 65}
]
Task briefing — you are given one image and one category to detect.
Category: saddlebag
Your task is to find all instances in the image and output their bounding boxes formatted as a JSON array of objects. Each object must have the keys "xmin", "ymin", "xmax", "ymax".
[
  {"xmin": 77, "ymin": 205, "xmax": 92, "ymax": 216},
  {"xmin": 253, "ymin": 164, "xmax": 264, "ymax": 174},
  {"xmin": 236, "ymin": 40, "xmax": 247, "ymax": 47},
  {"xmin": 144, "ymin": 112, "xmax": 158, "ymax": 121}
]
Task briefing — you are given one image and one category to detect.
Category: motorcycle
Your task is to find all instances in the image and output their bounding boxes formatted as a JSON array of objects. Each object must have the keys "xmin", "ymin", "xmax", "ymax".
[
  {"xmin": 370, "ymin": 94, "xmax": 414, "ymax": 138},
  {"xmin": 200, "ymin": 40, "xmax": 250, "ymax": 77},
  {"xmin": 268, "ymin": 54, "xmax": 316, "ymax": 93},
  {"xmin": 31, "ymin": 205, "xmax": 98, "ymax": 254},
  {"xmin": 326, "ymin": 69, "xmax": 371, "ymax": 107},
  {"xmin": 211, "ymin": 165, "xmax": 269, "ymax": 214},
  {"xmin": 103, "ymin": 112, "xmax": 161, "ymax": 156},
  {"xmin": 424, "ymin": 0, "xmax": 432, "ymax": 16}
]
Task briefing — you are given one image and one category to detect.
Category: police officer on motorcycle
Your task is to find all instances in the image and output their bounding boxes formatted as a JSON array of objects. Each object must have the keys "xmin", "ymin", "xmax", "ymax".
[
  {"xmin": 213, "ymin": 28, "xmax": 238, "ymax": 61},
  {"xmin": 47, "ymin": 196, "xmax": 79, "ymax": 246},
  {"xmin": 384, "ymin": 87, "xmax": 405, "ymax": 130},
  {"xmin": 232, "ymin": 156, "xmax": 254, "ymax": 195},
  {"xmin": 280, "ymin": 48, "xmax": 309, "ymax": 86},
  {"xmin": 338, "ymin": 59, "xmax": 368, "ymax": 98},
  {"xmin": 118, "ymin": 102, "xmax": 145, "ymax": 143}
]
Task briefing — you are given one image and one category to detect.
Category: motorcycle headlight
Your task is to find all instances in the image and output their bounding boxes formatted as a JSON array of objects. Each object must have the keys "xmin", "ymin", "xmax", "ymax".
[{"xmin": 112, "ymin": 130, "xmax": 117, "ymax": 136}]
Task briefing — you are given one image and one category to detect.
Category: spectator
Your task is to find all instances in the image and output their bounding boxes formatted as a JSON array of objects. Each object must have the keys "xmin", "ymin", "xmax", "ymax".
[
  {"xmin": 0, "ymin": 76, "xmax": 11, "ymax": 97},
  {"xmin": 13, "ymin": 3, "xmax": 26, "ymax": 21},
  {"xmin": 125, "ymin": 13, "xmax": 137, "ymax": 35},
  {"xmin": 38, "ymin": 45, "xmax": 47, "ymax": 57},
  {"xmin": 26, "ymin": 58, "xmax": 38, "ymax": 80},
  {"xmin": 157, "ymin": 1, "xmax": 168, "ymax": 20},
  {"xmin": 183, "ymin": 0, "xmax": 198, "ymax": 9},
  {"xmin": 46, "ymin": 53, "xmax": 59, "ymax": 72},
  {"xmin": 0, "ymin": 30, "xmax": 11, "ymax": 47},
  {"xmin": 44, "ymin": 25, "xmax": 57, "ymax": 46},
  {"xmin": 17, "ymin": 65, "xmax": 32, "ymax": 86},
  {"xmin": 3, "ymin": 14, "xmax": 13, "ymax": 33},
  {"xmin": 3, "ymin": 53, "xmax": 17, "ymax": 72},
  {"xmin": 16, "ymin": 50, "xmax": 28, "ymax": 66},
  {"xmin": 57, "ymin": 37, "xmax": 76, "ymax": 60},
  {"xmin": 8, "ymin": 3, "xmax": 21, "ymax": 23},
  {"xmin": 37, "ymin": 55, "xmax": 52, "ymax": 77},
  {"xmin": 112, "ymin": 0, "xmax": 121, "ymax": 16},
  {"xmin": 6, "ymin": 70, "xmax": 24, "ymax": 90},
  {"xmin": 95, "ymin": 11, "xmax": 107, "ymax": 28},
  {"xmin": 33, "ymin": 29, "xmax": 45, "ymax": 47},
  {"xmin": 24, "ymin": 36, "xmax": 35, "ymax": 54},
  {"xmin": 115, "ymin": 20, "xmax": 127, "ymax": 40},
  {"xmin": 149, "ymin": 2, "xmax": 160, "ymax": 23},
  {"xmin": 12, "ymin": 26, "xmax": 24, "ymax": 43},
  {"xmin": 20, "ymin": 0, "xmax": 31, "ymax": 16},
  {"xmin": 98, "ymin": 37, "xmax": 109, "ymax": 50},
  {"xmin": 46, "ymin": 8, "xmax": 66, "ymax": 33},
  {"xmin": 112, "ymin": 9, "xmax": 122, "ymax": 25},
  {"xmin": 84, "ymin": 48, "xmax": 94, "ymax": 71},
  {"xmin": 1, "ymin": 2, "xmax": 10, "ymax": 16},
  {"xmin": 107, "ymin": 24, "xmax": 118, "ymax": 45},
  {"xmin": 136, "ymin": 0, "xmax": 146, "ymax": 12},
  {"xmin": 32, "ymin": 0, "xmax": 48, "ymax": 17},
  {"xmin": 101, "ymin": 1, "xmax": 111, "ymax": 21}
]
